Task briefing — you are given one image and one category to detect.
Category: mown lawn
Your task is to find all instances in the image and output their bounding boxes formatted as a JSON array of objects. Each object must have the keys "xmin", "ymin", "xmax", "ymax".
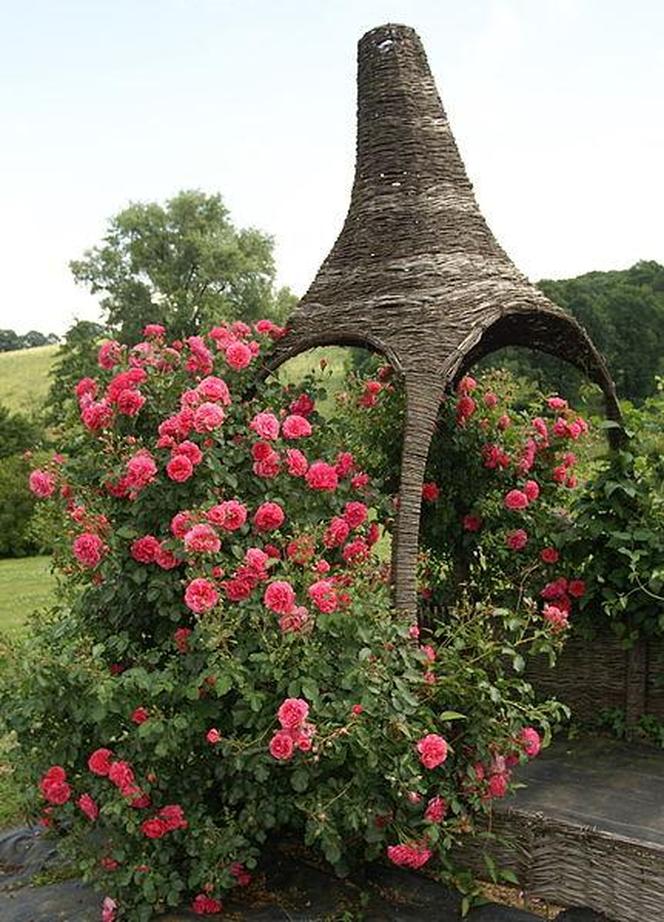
[
  {"xmin": 0, "ymin": 555, "xmax": 56, "ymax": 635},
  {"xmin": 0, "ymin": 344, "xmax": 58, "ymax": 414}
]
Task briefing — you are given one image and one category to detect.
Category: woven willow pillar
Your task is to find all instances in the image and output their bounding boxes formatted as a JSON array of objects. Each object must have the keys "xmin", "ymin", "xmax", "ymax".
[{"xmin": 265, "ymin": 23, "xmax": 622, "ymax": 615}]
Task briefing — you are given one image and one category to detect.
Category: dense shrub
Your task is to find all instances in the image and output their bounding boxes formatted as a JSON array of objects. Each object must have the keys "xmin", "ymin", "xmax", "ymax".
[{"xmin": 4, "ymin": 324, "xmax": 568, "ymax": 919}]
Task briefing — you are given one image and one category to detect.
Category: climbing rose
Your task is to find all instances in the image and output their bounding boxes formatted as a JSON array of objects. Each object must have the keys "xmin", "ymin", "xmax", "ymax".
[
  {"xmin": 387, "ymin": 842, "xmax": 432, "ymax": 869},
  {"xmin": 282, "ymin": 414, "xmax": 312, "ymax": 439},
  {"xmin": 141, "ymin": 818, "xmax": 168, "ymax": 839},
  {"xmin": 547, "ymin": 396, "xmax": 568, "ymax": 410},
  {"xmin": 289, "ymin": 393, "xmax": 315, "ymax": 417},
  {"xmin": 506, "ymin": 529, "xmax": 528, "ymax": 551},
  {"xmin": 77, "ymin": 793, "xmax": 99, "ymax": 821},
  {"xmin": 197, "ymin": 375, "xmax": 231, "ymax": 405},
  {"xmin": 253, "ymin": 501, "xmax": 285, "ymax": 532},
  {"xmin": 98, "ymin": 340, "xmax": 123, "ymax": 370},
  {"xmin": 192, "ymin": 894, "xmax": 223, "ymax": 915},
  {"xmin": 308, "ymin": 579, "xmax": 338, "ymax": 613},
  {"xmin": 462, "ymin": 514, "xmax": 482, "ymax": 532},
  {"xmin": 126, "ymin": 450, "xmax": 157, "ymax": 490},
  {"xmin": 277, "ymin": 698, "xmax": 309, "ymax": 730},
  {"xmin": 416, "ymin": 734, "xmax": 448, "ymax": 769},
  {"xmin": 131, "ymin": 707, "xmax": 149, "ymax": 725},
  {"xmin": 101, "ymin": 896, "xmax": 117, "ymax": 922},
  {"xmin": 542, "ymin": 604, "xmax": 569, "ymax": 632},
  {"xmin": 540, "ymin": 547, "xmax": 560, "ymax": 565},
  {"xmin": 286, "ymin": 448, "xmax": 308, "ymax": 476},
  {"xmin": 524, "ymin": 479, "xmax": 540, "ymax": 502},
  {"xmin": 174, "ymin": 627, "xmax": 191, "ymax": 652},
  {"xmin": 116, "ymin": 388, "xmax": 145, "ymax": 416},
  {"xmin": 28, "ymin": 469, "xmax": 55, "ymax": 497},
  {"xmin": 264, "ymin": 581, "xmax": 296, "ymax": 615},
  {"xmin": 88, "ymin": 748, "xmax": 113, "ymax": 776},
  {"xmin": 521, "ymin": 727, "xmax": 542, "ymax": 758},
  {"xmin": 184, "ymin": 524, "xmax": 221, "ymax": 555},
  {"xmin": 323, "ymin": 517, "xmax": 350, "ymax": 548},
  {"xmin": 207, "ymin": 499, "xmax": 247, "ymax": 531},
  {"xmin": 225, "ymin": 340, "xmax": 252, "ymax": 370},
  {"xmin": 269, "ymin": 731, "xmax": 295, "ymax": 761},
  {"xmin": 422, "ymin": 482, "xmax": 440, "ymax": 502},
  {"xmin": 424, "ymin": 795, "xmax": 447, "ymax": 823},
  {"xmin": 184, "ymin": 578, "xmax": 219, "ymax": 614},
  {"xmin": 504, "ymin": 489, "xmax": 529, "ymax": 511},
  {"xmin": 174, "ymin": 440, "xmax": 203, "ymax": 466},
  {"xmin": 166, "ymin": 454, "xmax": 194, "ymax": 483},
  {"xmin": 206, "ymin": 728, "xmax": 221, "ymax": 744},
  {"xmin": 306, "ymin": 460, "xmax": 339, "ymax": 491},
  {"xmin": 488, "ymin": 773, "xmax": 508, "ymax": 798},
  {"xmin": 130, "ymin": 535, "xmax": 161, "ymax": 564},
  {"xmin": 568, "ymin": 579, "xmax": 586, "ymax": 598},
  {"xmin": 344, "ymin": 501, "xmax": 368, "ymax": 529},
  {"xmin": 82, "ymin": 399, "xmax": 114, "ymax": 431},
  {"xmin": 249, "ymin": 411, "xmax": 280, "ymax": 440},
  {"xmin": 40, "ymin": 766, "xmax": 71, "ymax": 805},
  {"xmin": 193, "ymin": 402, "xmax": 224, "ymax": 433},
  {"xmin": 108, "ymin": 760, "xmax": 135, "ymax": 795},
  {"xmin": 72, "ymin": 532, "xmax": 105, "ymax": 568}
]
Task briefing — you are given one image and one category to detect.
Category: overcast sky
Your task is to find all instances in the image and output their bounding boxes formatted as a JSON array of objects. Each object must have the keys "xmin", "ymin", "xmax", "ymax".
[{"xmin": 1, "ymin": 0, "xmax": 662, "ymax": 335}]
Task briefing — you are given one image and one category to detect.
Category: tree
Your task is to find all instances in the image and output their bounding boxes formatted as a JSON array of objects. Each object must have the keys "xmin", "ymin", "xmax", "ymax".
[
  {"xmin": 0, "ymin": 405, "xmax": 41, "ymax": 459},
  {"xmin": 70, "ymin": 190, "xmax": 296, "ymax": 343}
]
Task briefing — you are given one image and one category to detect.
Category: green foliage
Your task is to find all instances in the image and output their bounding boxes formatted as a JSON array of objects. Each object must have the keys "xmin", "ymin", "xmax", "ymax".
[
  {"xmin": 0, "ymin": 454, "xmax": 41, "ymax": 557},
  {"xmin": 45, "ymin": 320, "xmax": 106, "ymax": 429},
  {"xmin": 0, "ymin": 404, "xmax": 41, "ymax": 459},
  {"xmin": 70, "ymin": 190, "xmax": 296, "ymax": 343},
  {"xmin": 483, "ymin": 261, "xmax": 664, "ymax": 403}
]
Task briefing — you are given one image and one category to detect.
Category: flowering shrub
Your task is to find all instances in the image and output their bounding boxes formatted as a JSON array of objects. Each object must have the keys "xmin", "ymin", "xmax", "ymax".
[{"xmin": 4, "ymin": 327, "xmax": 568, "ymax": 920}]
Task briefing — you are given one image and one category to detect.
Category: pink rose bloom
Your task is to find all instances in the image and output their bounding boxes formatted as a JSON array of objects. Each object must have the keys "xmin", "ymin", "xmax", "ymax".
[
  {"xmin": 289, "ymin": 393, "xmax": 315, "ymax": 417},
  {"xmin": 225, "ymin": 340, "xmax": 252, "ymax": 370},
  {"xmin": 286, "ymin": 448, "xmax": 308, "ymax": 476},
  {"xmin": 28, "ymin": 469, "xmax": 56, "ymax": 498},
  {"xmin": 206, "ymin": 728, "xmax": 221, "ymax": 744},
  {"xmin": 422, "ymin": 482, "xmax": 440, "ymax": 502},
  {"xmin": 524, "ymin": 479, "xmax": 540, "ymax": 502},
  {"xmin": 568, "ymin": 579, "xmax": 586, "ymax": 598},
  {"xmin": 174, "ymin": 440, "xmax": 203, "ymax": 466},
  {"xmin": 416, "ymin": 733, "xmax": 448, "ymax": 769},
  {"xmin": 98, "ymin": 340, "xmax": 123, "ymax": 370},
  {"xmin": 141, "ymin": 817, "xmax": 168, "ymax": 839},
  {"xmin": 458, "ymin": 375, "xmax": 477, "ymax": 393},
  {"xmin": 230, "ymin": 862, "xmax": 252, "ymax": 887},
  {"xmin": 244, "ymin": 547, "xmax": 269, "ymax": 573},
  {"xmin": 171, "ymin": 511, "xmax": 194, "ymax": 538},
  {"xmin": 424, "ymin": 795, "xmax": 447, "ymax": 823},
  {"xmin": 159, "ymin": 804, "xmax": 188, "ymax": 831},
  {"xmin": 184, "ymin": 524, "xmax": 221, "ymax": 555},
  {"xmin": 207, "ymin": 499, "xmax": 248, "ymax": 531},
  {"xmin": 75, "ymin": 376, "xmax": 98, "ymax": 401},
  {"xmin": 540, "ymin": 547, "xmax": 559, "ymax": 564},
  {"xmin": 88, "ymin": 748, "xmax": 114, "ymax": 776},
  {"xmin": 488, "ymin": 773, "xmax": 509, "ymax": 798},
  {"xmin": 504, "ymin": 489, "xmax": 529, "ymax": 511},
  {"xmin": 547, "ymin": 396, "xmax": 568, "ymax": 411},
  {"xmin": 39, "ymin": 766, "xmax": 72, "ymax": 805},
  {"xmin": 73, "ymin": 532, "xmax": 105, "ymax": 568},
  {"xmin": 497, "ymin": 413, "xmax": 511, "ymax": 430},
  {"xmin": 130, "ymin": 535, "xmax": 161, "ymax": 564},
  {"xmin": 116, "ymin": 388, "xmax": 145, "ymax": 416},
  {"xmin": 269, "ymin": 730, "xmax": 295, "ymax": 761},
  {"xmin": 184, "ymin": 578, "xmax": 219, "ymax": 614},
  {"xmin": 456, "ymin": 394, "xmax": 476, "ymax": 424},
  {"xmin": 77, "ymin": 793, "xmax": 99, "ymax": 821},
  {"xmin": 282, "ymin": 414, "xmax": 312, "ymax": 439},
  {"xmin": 323, "ymin": 516, "xmax": 350, "ymax": 548},
  {"xmin": 542, "ymin": 604, "xmax": 569, "ymax": 632},
  {"xmin": 131, "ymin": 707, "xmax": 149, "ymax": 725},
  {"xmin": 279, "ymin": 606, "xmax": 309, "ymax": 633},
  {"xmin": 308, "ymin": 579, "xmax": 338, "ymax": 613},
  {"xmin": 387, "ymin": 842, "xmax": 432, "ymax": 869},
  {"xmin": 277, "ymin": 697, "xmax": 309, "ymax": 730},
  {"xmin": 264, "ymin": 581, "xmax": 296, "ymax": 615},
  {"xmin": 343, "ymin": 501, "xmax": 368, "ymax": 529},
  {"xmin": 249, "ymin": 411, "xmax": 280, "ymax": 441},
  {"xmin": 126, "ymin": 450, "xmax": 158, "ymax": 490},
  {"xmin": 462, "ymin": 514, "xmax": 483, "ymax": 532},
  {"xmin": 541, "ymin": 577, "xmax": 568, "ymax": 600},
  {"xmin": 521, "ymin": 726, "xmax": 542, "ymax": 758},
  {"xmin": 193, "ymin": 402, "xmax": 224, "ymax": 433},
  {"xmin": 552, "ymin": 417, "xmax": 570, "ymax": 438},
  {"xmin": 143, "ymin": 323, "xmax": 165, "ymax": 337},
  {"xmin": 335, "ymin": 451, "xmax": 355, "ymax": 477},
  {"xmin": 306, "ymin": 460, "xmax": 339, "ymax": 491},
  {"xmin": 253, "ymin": 501, "xmax": 285, "ymax": 532},
  {"xmin": 197, "ymin": 375, "xmax": 231, "ymax": 405},
  {"xmin": 101, "ymin": 896, "xmax": 118, "ymax": 922},
  {"xmin": 174, "ymin": 627, "xmax": 191, "ymax": 652},
  {"xmin": 82, "ymin": 399, "xmax": 114, "ymax": 431},
  {"xmin": 506, "ymin": 529, "xmax": 528, "ymax": 551},
  {"xmin": 483, "ymin": 391, "xmax": 498, "ymax": 408},
  {"xmin": 191, "ymin": 894, "xmax": 223, "ymax": 915},
  {"xmin": 166, "ymin": 454, "xmax": 194, "ymax": 483}
]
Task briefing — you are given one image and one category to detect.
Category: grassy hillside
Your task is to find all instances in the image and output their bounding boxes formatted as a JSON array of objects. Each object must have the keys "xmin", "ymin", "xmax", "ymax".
[
  {"xmin": 0, "ymin": 344, "xmax": 58, "ymax": 414},
  {"xmin": 0, "ymin": 556, "xmax": 56, "ymax": 635}
]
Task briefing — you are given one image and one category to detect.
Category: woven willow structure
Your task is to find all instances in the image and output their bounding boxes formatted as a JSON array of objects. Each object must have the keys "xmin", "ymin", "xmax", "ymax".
[{"xmin": 265, "ymin": 23, "xmax": 622, "ymax": 615}]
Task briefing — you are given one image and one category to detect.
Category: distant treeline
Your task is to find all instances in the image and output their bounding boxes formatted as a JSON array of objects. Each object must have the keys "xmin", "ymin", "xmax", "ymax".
[
  {"xmin": 487, "ymin": 260, "xmax": 664, "ymax": 403},
  {"xmin": 0, "ymin": 329, "xmax": 59, "ymax": 352}
]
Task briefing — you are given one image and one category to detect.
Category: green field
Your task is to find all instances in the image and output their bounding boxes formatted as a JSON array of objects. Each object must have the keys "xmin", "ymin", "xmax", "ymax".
[
  {"xmin": 0, "ymin": 344, "xmax": 58, "ymax": 414},
  {"xmin": 0, "ymin": 556, "xmax": 56, "ymax": 635}
]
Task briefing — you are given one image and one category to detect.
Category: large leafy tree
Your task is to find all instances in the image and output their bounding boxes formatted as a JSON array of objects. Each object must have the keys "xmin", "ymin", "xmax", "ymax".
[{"xmin": 70, "ymin": 190, "xmax": 296, "ymax": 343}]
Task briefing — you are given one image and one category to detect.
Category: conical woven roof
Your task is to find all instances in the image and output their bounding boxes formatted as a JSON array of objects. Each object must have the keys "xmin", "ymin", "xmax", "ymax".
[{"xmin": 266, "ymin": 23, "xmax": 622, "ymax": 614}]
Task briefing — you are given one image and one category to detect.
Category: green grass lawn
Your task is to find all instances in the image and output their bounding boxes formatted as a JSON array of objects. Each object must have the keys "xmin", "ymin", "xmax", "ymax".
[
  {"xmin": 0, "ymin": 344, "xmax": 58, "ymax": 414},
  {"xmin": 0, "ymin": 556, "xmax": 56, "ymax": 635}
]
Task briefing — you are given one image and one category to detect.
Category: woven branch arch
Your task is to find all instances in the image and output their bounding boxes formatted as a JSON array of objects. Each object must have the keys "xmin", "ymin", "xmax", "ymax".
[{"xmin": 266, "ymin": 23, "xmax": 623, "ymax": 616}]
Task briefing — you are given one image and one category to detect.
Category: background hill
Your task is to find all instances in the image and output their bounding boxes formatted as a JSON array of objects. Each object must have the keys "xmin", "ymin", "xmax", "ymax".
[{"xmin": 0, "ymin": 344, "xmax": 57, "ymax": 414}]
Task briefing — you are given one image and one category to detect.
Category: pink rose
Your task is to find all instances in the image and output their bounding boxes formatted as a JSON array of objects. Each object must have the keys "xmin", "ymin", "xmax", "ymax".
[
  {"xmin": 141, "ymin": 817, "xmax": 168, "ymax": 839},
  {"xmin": 166, "ymin": 454, "xmax": 194, "ymax": 483},
  {"xmin": 504, "ymin": 489, "xmax": 529, "ymax": 511},
  {"xmin": 225, "ymin": 340, "xmax": 252, "ymax": 370},
  {"xmin": 191, "ymin": 894, "xmax": 223, "ymax": 915},
  {"xmin": 126, "ymin": 450, "xmax": 158, "ymax": 489},
  {"xmin": 108, "ymin": 760, "xmax": 136, "ymax": 795},
  {"xmin": 249, "ymin": 411, "xmax": 280, "ymax": 441},
  {"xmin": 82, "ymin": 399, "xmax": 114, "ymax": 431},
  {"xmin": 289, "ymin": 393, "xmax": 315, "ymax": 417},
  {"xmin": 305, "ymin": 460, "xmax": 339, "ymax": 491},
  {"xmin": 424, "ymin": 795, "xmax": 447, "ymax": 823},
  {"xmin": 547, "ymin": 396, "xmax": 568, "ymax": 411},
  {"xmin": 264, "ymin": 581, "xmax": 296, "ymax": 615},
  {"xmin": 540, "ymin": 547, "xmax": 559, "ymax": 565},
  {"xmin": 506, "ymin": 529, "xmax": 528, "ymax": 551},
  {"xmin": 308, "ymin": 579, "xmax": 338, "ymax": 613},
  {"xmin": 282, "ymin": 414, "xmax": 312, "ymax": 439},
  {"xmin": 277, "ymin": 697, "xmax": 309, "ymax": 730},
  {"xmin": 130, "ymin": 535, "xmax": 161, "ymax": 564},
  {"xmin": 524, "ymin": 479, "xmax": 540, "ymax": 502},
  {"xmin": 488, "ymin": 773, "xmax": 508, "ymax": 798},
  {"xmin": 88, "ymin": 748, "xmax": 114, "ymax": 776},
  {"xmin": 253, "ymin": 501, "xmax": 285, "ymax": 532},
  {"xmin": 521, "ymin": 726, "xmax": 542, "ymax": 758},
  {"xmin": 542, "ymin": 604, "xmax": 569, "ymax": 632},
  {"xmin": 184, "ymin": 578, "xmax": 219, "ymax": 614},
  {"xmin": 323, "ymin": 516, "xmax": 350, "ymax": 548},
  {"xmin": 387, "ymin": 842, "xmax": 432, "ymax": 869},
  {"xmin": 416, "ymin": 733, "xmax": 448, "ymax": 769},
  {"xmin": 193, "ymin": 402, "xmax": 225, "ymax": 433},
  {"xmin": 343, "ymin": 501, "xmax": 368, "ymax": 529},
  {"xmin": 207, "ymin": 499, "xmax": 248, "ymax": 531},
  {"xmin": 101, "ymin": 896, "xmax": 117, "ymax": 922},
  {"xmin": 72, "ymin": 532, "xmax": 106, "ymax": 568},
  {"xmin": 77, "ymin": 793, "xmax": 99, "ymax": 821},
  {"xmin": 28, "ymin": 469, "xmax": 56, "ymax": 498},
  {"xmin": 269, "ymin": 730, "xmax": 295, "ymax": 761},
  {"xmin": 206, "ymin": 728, "xmax": 221, "ymax": 744},
  {"xmin": 174, "ymin": 440, "xmax": 203, "ymax": 466},
  {"xmin": 196, "ymin": 375, "xmax": 231, "ymax": 405},
  {"xmin": 116, "ymin": 388, "xmax": 145, "ymax": 416},
  {"xmin": 285, "ymin": 448, "xmax": 308, "ymax": 476},
  {"xmin": 98, "ymin": 340, "xmax": 123, "ymax": 370},
  {"xmin": 184, "ymin": 524, "xmax": 221, "ymax": 555}
]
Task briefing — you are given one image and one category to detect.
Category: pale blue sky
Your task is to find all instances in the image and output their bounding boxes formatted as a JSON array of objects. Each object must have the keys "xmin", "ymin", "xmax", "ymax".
[{"xmin": 1, "ymin": 0, "xmax": 662, "ymax": 334}]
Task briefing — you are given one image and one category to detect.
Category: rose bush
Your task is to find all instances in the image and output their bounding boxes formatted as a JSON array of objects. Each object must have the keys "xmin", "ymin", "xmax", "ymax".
[{"xmin": 3, "ymin": 325, "xmax": 569, "ymax": 919}]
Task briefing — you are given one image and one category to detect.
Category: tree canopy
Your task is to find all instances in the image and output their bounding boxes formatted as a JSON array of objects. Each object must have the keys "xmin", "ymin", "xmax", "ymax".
[{"xmin": 70, "ymin": 190, "xmax": 296, "ymax": 343}]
